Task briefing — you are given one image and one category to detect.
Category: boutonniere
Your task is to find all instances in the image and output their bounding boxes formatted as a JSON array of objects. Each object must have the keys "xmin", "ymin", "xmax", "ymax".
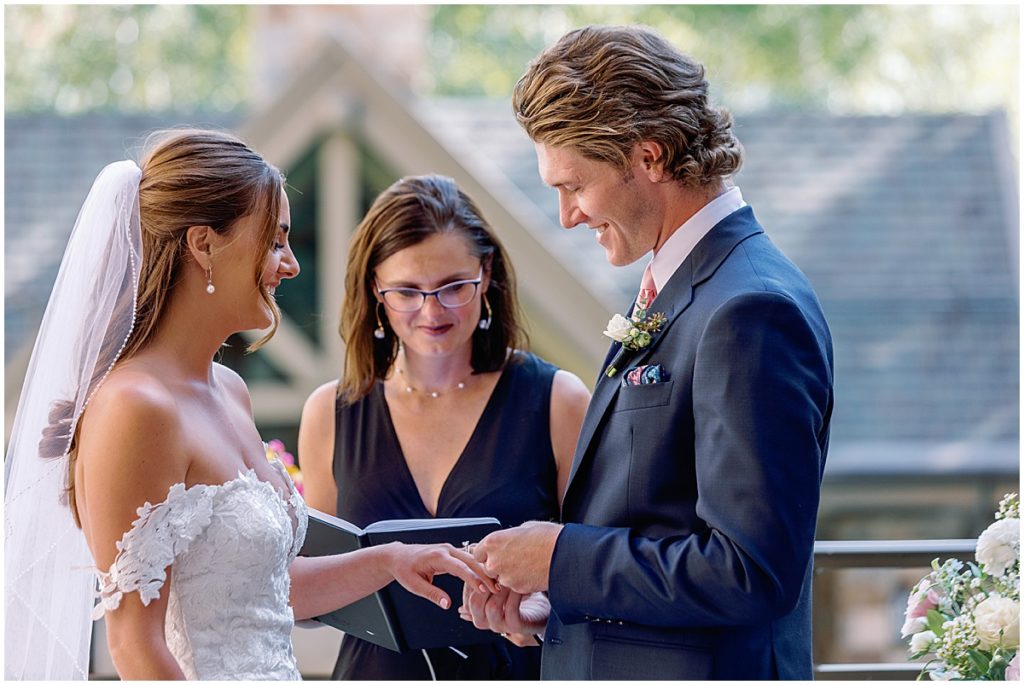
[{"xmin": 602, "ymin": 299, "xmax": 667, "ymax": 377}]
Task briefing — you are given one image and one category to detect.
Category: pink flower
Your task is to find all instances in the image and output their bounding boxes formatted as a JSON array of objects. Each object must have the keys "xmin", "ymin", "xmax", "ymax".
[
  {"xmin": 280, "ymin": 451, "xmax": 295, "ymax": 466},
  {"xmin": 267, "ymin": 439, "xmax": 286, "ymax": 454},
  {"xmin": 1007, "ymin": 653, "xmax": 1020, "ymax": 681},
  {"xmin": 907, "ymin": 586, "xmax": 938, "ymax": 619}
]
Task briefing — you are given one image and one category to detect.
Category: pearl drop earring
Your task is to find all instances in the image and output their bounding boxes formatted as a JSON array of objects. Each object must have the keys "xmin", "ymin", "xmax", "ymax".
[
  {"xmin": 477, "ymin": 294, "xmax": 492, "ymax": 330},
  {"xmin": 205, "ymin": 265, "xmax": 216, "ymax": 295},
  {"xmin": 373, "ymin": 303, "xmax": 386, "ymax": 340}
]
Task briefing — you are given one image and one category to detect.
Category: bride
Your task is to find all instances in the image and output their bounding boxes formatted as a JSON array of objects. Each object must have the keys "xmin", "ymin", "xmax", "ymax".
[{"xmin": 4, "ymin": 128, "xmax": 493, "ymax": 680}]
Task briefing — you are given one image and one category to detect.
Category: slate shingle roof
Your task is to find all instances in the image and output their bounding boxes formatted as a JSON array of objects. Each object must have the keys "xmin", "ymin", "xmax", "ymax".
[
  {"xmin": 735, "ymin": 112, "xmax": 1019, "ymax": 444},
  {"xmin": 5, "ymin": 112, "xmax": 239, "ymax": 365},
  {"xmin": 5, "ymin": 104, "xmax": 1018, "ymax": 453}
]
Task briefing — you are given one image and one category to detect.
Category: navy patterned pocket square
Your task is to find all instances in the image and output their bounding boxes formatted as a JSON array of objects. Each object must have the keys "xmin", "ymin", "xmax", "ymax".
[{"xmin": 622, "ymin": 363, "xmax": 668, "ymax": 387}]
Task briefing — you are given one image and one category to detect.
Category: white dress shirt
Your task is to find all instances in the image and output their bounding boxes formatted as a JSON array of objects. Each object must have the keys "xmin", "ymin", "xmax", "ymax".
[{"xmin": 646, "ymin": 186, "xmax": 747, "ymax": 294}]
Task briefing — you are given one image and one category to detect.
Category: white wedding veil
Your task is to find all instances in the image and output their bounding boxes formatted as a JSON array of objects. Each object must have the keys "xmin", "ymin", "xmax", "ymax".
[{"xmin": 5, "ymin": 160, "xmax": 143, "ymax": 679}]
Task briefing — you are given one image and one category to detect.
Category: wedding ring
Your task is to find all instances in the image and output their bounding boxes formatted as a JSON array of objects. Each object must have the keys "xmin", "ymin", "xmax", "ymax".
[{"xmin": 461, "ymin": 541, "xmax": 477, "ymax": 555}]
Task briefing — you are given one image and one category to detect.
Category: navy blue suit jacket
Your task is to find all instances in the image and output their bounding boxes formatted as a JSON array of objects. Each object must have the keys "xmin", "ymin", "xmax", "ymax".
[{"xmin": 542, "ymin": 207, "xmax": 834, "ymax": 680}]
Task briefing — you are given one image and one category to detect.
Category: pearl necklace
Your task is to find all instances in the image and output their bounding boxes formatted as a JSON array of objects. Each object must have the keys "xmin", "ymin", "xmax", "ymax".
[{"xmin": 396, "ymin": 365, "xmax": 471, "ymax": 398}]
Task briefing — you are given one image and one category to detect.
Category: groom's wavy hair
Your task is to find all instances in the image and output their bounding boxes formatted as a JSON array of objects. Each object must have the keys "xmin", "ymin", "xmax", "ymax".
[
  {"xmin": 512, "ymin": 24, "xmax": 743, "ymax": 186},
  {"xmin": 40, "ymin": 128, "xmax": 285, "ymax": 527},
  {"xmin": 338, "ymin": 174, "xmax": 527, "ymax": 404}
]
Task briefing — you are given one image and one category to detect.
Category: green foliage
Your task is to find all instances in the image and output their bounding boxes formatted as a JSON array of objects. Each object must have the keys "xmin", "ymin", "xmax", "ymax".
[
  {"xmin": 966, "ymin": 649, "xmax": 990, "ymax": 674},
  {"xmin": 5, "ymin": 5, "xmax": 250, "ymax": 113},
  {"xmin": 5, "ymin": 4, "xmax": 1017, "ymax": 119}
]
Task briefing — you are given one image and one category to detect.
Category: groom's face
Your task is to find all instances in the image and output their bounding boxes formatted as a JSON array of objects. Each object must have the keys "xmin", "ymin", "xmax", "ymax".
[{"xmin": 535, "ymin": 142, "xmax": 661, "ymax": 267}]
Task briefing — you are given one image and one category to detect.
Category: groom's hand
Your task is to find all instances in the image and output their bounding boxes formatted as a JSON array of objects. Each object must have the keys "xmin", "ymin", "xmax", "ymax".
[
  {"xmin": 459, "ymin": 584, "xmax": 550, "ymax": 646},
  {"xmin": 472, "ymin": 521, "xmax": 563, "ymax": 594}
]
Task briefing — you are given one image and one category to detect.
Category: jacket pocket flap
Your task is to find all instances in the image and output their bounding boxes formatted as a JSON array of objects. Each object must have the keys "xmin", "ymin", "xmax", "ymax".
[{"xmin": 614, "ymin": 380, "xmax": 674, "ymax": 412}]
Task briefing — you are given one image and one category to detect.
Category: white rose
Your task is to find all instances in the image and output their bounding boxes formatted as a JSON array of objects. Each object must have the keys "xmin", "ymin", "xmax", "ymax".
[
  {"xmin": 974, "ymin": 595, "xmax": 1020, "ymax": 649},
  {"xmin": 976, "ymin": 518, "xmax": 1019, "ymax": 576},
  {"xmin": 901, "ymin": 615, "xmax": 928, "ymax": 638},
  {"xmin": 603, "ymin": 314, "xmax": 634, "ymax": 343},
  {"xmin": 910, "ymin": 630, "xmax": 937, "ymax": 654}
]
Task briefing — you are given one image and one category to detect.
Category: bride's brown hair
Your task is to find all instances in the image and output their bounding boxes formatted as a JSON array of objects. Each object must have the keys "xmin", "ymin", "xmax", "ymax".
[{"xmin": 39, "ymin": 128, "xmax": 284, "ymax": 526}]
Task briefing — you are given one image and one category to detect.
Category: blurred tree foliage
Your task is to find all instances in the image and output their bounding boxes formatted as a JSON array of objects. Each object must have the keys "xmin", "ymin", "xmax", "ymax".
[
  {"xmin": 5, "ymin": 5, "xmax": 249, "ymax": 113},
  {"xmin": 5, "ymin": 5, "xmax": 1016, "ymax": 118},
  {"xmin": 427, "ymin": 5, "xmax": 1018, "ymax": 115}
]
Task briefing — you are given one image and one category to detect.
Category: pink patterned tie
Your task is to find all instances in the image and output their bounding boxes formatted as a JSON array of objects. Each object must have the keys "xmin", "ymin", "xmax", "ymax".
[{"xmin": 637, "ymin": 262, "xmax": 657, "ymax": 311}]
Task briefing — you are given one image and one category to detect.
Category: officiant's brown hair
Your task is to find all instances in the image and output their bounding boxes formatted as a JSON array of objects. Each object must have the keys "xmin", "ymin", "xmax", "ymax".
[
  {"xmin": 338, "ymin": 174, "xmax": 526, "ymax": 404},
  {"xmin": 512, "ymin": 24, "xmax": 744, "ymax": 187}
]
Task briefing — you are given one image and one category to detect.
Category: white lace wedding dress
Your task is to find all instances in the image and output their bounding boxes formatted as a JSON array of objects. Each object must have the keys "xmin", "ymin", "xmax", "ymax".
[{"xmin": 91, "ymin": 458, "xmax": 308, "ymax": 680}]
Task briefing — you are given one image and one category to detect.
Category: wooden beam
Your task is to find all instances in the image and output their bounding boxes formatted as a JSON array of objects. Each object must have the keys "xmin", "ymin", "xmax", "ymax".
[{"xmin": 316, "ymin": 133, "xmax": 360, "ymax": 373}]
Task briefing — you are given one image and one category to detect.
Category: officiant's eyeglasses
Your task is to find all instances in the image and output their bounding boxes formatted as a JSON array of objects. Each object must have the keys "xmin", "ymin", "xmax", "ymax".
[{"xmin": 377, "ymin": 268, "xmax": 483, "ymax": 312}]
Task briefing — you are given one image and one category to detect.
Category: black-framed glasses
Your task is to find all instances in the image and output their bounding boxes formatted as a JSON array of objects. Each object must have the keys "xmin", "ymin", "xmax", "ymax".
[{"xmin": 377, "ymin": 268, "xmax": 483, "ymax": 312}]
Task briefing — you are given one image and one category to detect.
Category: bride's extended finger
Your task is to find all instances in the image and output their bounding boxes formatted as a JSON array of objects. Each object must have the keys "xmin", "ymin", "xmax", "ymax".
[
  {"xmin": 448, "ymin": 549, "xmax": 498, "ymax": 592},
  {"xmin": 434, "ymin": 554, "xmax": 495, "ymax": 594},
  {"xmin": 399, "ymin": 572, "xmax": 452, "ymax": 610}
]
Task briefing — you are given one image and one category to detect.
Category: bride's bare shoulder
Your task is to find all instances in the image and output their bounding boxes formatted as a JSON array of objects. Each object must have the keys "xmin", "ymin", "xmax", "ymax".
[
  {"xmin": 89, "ymin": 364, "xmax": 178, "ymax": 419},
  {"xmin": 76, "ymin": 365, "xmax": 189, "ymax": 563},
  {"xmin": 78, "ymin": 364, "xmax": 186, "ymax": 476}
]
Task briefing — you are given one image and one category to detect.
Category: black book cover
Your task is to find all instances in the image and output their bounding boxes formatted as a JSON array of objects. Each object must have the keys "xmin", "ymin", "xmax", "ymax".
[{"xmin": 299, "ymin": 509, "xmax": 503, "ymax": 652}]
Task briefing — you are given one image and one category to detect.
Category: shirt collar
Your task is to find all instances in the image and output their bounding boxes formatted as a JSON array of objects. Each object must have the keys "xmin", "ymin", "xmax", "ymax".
[{"xmin": 647, "ymin": 186, "xmax": 746, "ymax": 293}]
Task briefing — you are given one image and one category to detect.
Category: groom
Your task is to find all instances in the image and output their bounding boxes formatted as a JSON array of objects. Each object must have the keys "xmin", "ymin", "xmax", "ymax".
[{"xmin": 463, "ymin": 25, "xmax": 834, "ymax": 679}]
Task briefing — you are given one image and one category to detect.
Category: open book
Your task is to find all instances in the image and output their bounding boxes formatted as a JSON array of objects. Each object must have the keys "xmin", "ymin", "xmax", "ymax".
[{"xmin": 299, "ymin": 508, "xmax": 503, "ymax": 652}]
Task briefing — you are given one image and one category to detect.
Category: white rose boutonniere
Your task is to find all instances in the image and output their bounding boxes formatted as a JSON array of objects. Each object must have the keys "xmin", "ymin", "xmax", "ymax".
[
  {"xmin": 603, "ymin": 314, "xmax": 635, "ymax": 343},
  {"xmin": 603, "ymin": 307, "xmax": 667, "ymax": 377}
]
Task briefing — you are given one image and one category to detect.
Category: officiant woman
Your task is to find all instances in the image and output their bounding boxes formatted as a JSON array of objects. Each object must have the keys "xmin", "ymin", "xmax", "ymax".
[{"xmin": 298, "ymin": 174, "xmax": 590, "ymax": 680}]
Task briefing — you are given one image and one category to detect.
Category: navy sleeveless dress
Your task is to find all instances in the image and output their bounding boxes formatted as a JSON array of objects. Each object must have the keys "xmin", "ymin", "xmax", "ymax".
[{"xmin": 330, "ymin": 351, "xmax": 560, "ymax": 680}]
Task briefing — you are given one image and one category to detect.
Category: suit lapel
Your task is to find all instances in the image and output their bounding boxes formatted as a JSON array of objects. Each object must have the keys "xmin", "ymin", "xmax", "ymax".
[
  {"xmin": 561, "ymin": 206, "xmax": 764, "ymax": 508},
  {"xmin": 563, "ymin": 350, "xmax": 619, "ymax": 494},
  {"xmin": 562, "ymin": 259, "xmax": 694, "ymax": 502}
]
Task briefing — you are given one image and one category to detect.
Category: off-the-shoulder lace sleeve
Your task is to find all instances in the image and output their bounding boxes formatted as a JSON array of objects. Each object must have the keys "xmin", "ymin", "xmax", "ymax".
[{"xmin": 92, "ymin": 483, "xmax": 216, "ymax": 620}]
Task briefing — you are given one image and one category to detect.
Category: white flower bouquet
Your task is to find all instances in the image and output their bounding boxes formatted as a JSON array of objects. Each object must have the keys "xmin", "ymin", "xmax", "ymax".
[{"xmin": 902, "ymin": 492, "xmax": 1020, "ymax": 680}]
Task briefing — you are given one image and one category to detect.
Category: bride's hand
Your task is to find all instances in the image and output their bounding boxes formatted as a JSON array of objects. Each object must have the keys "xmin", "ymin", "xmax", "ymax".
[{"xmin": 384, "ymin": 543, "xmax": 498, "ymax": 610}]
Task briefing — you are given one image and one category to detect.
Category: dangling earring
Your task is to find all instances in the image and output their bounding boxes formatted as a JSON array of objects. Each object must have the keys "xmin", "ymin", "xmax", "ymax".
[
  {"xmin": 478, "ymin": 294, "xmax": 492, "ymax": 330},
  {"xmin": 205, "ymin": 264, "xmax": 216, "ymax": 295},
  {"xmin": 373, "ymin": 302, "xmax": 386, "ymax": 340}
]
